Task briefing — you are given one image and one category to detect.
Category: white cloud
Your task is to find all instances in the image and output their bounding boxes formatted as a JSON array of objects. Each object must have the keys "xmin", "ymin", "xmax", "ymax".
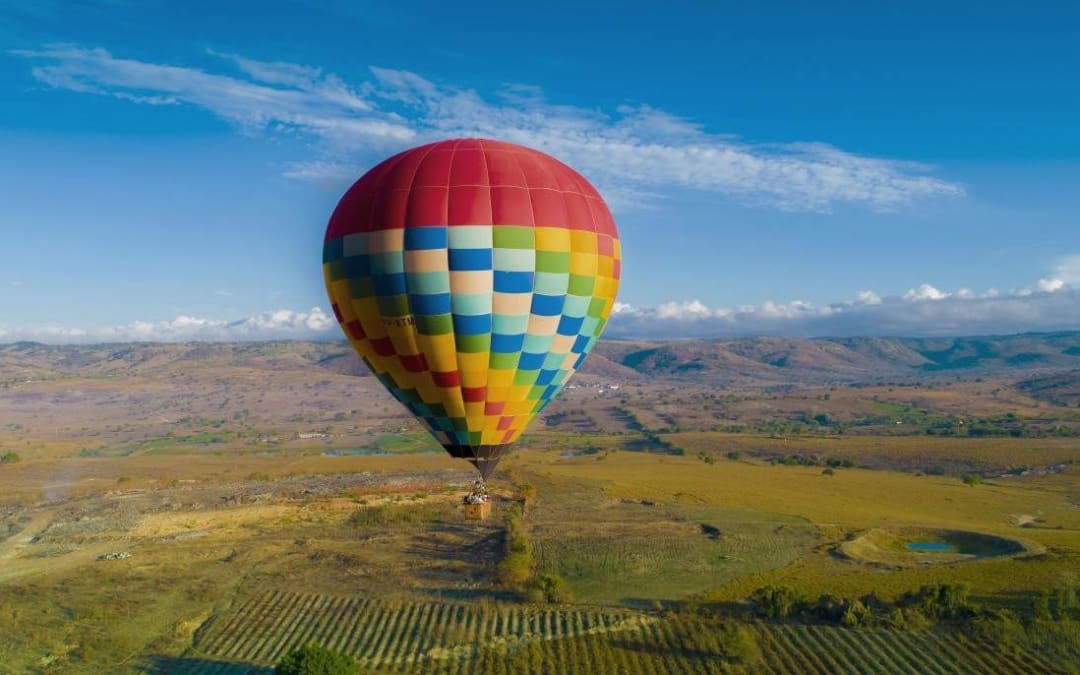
[
  {"xmin": 1037, "ymin": 277, "xmax": 1066, "ymax": 293},
  {"xmin": 903, "ymin": 283, "xmax": 949, "ymax": 301},
  {"xmin": 1031, "ymin": 254, "xmax": 1080, "ymax": 294},
  {"xmin": 13, "ymin": 44, "xmax": 963, "ymax": 212},
  {"xmin": 854, "ymin": 290, "xmax": 882, "ymax": 305},
  {"xmin": 0, "ymin": 307, "xmax": 336, "ymax": 344},
  {"xmin": 12, "ymin": 44, "xmax": 415, "ymax": 150},
  {"xmin": 656, "ymin": 299, "xmax": 714, "ymax": 320},
  {"xmin": 607, "ymin": 266, "xmax": 1080, "ymax": 339},
  {"xmin": 4, "ymin": 277, "xmax": 1080, "ymax": 343}
]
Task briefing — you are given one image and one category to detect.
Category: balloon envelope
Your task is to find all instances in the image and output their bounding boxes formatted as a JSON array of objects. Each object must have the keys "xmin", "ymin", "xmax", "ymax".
[{"xmin": 323, "ymin": 138, "xmax": 621, "ymax": 478}]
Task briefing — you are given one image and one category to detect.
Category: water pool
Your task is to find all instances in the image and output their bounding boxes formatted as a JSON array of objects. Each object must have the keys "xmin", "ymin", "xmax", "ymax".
[{"xmin": 906, "ymin": 541, "xmax": 953, "ymax": 552}]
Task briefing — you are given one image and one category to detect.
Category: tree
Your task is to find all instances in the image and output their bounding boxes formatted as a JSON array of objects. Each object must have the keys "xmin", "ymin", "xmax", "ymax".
[
  {"xmin": 750, "ymin": 586, "xmax": 801, "ymax": 619},
  {"xmin": 275, "ymin": 643, "xmax": 359, "ymax": 675}
]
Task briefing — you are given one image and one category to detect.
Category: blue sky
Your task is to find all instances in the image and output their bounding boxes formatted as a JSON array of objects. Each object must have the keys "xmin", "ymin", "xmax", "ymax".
[{"xmin": 1, "ymin": 0, "xmax": 1079, "ymax": 341}]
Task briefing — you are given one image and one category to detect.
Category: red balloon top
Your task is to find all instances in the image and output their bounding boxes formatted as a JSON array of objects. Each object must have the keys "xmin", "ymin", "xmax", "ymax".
[{"xmin": 325, "ymin": 138, "xmax": 617, "ymax": 241}]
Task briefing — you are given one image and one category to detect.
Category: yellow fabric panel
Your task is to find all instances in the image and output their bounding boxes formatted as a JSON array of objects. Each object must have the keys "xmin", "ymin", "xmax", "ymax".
[
  {"xmin": 534, "ymin": 226, "xmax": 572, "ymax": 251},
  {"xmin": 570, "ymin": 229, "xmax": 598, "ymax": 253},
  {"xmin": 570, "ymin": 252, "xmax": 598, "ymax": 275}
]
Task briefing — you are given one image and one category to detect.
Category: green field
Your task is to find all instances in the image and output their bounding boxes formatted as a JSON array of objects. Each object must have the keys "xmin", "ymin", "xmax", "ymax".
[{"xmin": 177, "ymin": 591, "xmax": 1074, "ymax": 674}]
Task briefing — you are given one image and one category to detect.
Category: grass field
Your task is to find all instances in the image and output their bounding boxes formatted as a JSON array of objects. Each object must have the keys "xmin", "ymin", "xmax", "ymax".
[{"xmin": 503, "ymin": 450, "xmax": 1080, "ymax": 604}]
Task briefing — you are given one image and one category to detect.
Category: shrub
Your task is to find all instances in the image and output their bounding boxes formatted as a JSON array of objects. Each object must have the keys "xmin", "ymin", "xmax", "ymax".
[
  {"xmin": 962, "ymin": 473, "xmax": 981, "ymax": 487},
  {"xmin": 275, "ymin": 643, "xmax": 358, "ymax": 674},
  {"xmin": 807, "ymin": 594, "xmax": 845, "ymax": 623},
  {"xmin": 841, "ymin": 599, "xmax": 871, "ymax": 627},
  {"xmin": 901, "ymin": 583, "xmax": 973, "ymax": 620},
  {"xmin": 0, "ymin": 452, "xmax": 20, "ymax": 464},
  {"xmin": 532, "ymin": 573, "xmax": 573, "ymax": 603},
  {"xmin": 750, "ymin": 586, "xmax": 801, "ymax": 619},
  {"xmin": 889, "ymin": 607, "xmax": 931, "ymax": 630}
]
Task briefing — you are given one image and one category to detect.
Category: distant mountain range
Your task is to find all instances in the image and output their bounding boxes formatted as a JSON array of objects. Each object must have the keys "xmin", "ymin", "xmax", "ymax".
[
  {"xmin": 3, "ymin": 331, "xmax": 1080, "ymax": 391},
  {"xmin": 592, "ymin": 331, "xmax": 1080, "ymax": 386}
]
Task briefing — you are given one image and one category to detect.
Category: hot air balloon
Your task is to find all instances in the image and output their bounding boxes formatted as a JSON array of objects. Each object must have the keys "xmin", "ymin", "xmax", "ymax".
[{"xmin": 322, "ymin": 138, "xmax": 621, "ymax": 487}]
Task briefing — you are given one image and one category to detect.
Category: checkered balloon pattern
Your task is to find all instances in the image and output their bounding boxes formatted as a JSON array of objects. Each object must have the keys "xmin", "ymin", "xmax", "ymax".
[{"xmin": 323, "ymin": 138, "xmax": 621, "ymax": 478}]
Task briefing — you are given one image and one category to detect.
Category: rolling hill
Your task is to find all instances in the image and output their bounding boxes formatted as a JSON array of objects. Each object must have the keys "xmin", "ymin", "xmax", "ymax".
[{"xmin": 2, "ymin": 331, "xmax": 1080, "ymax": 388}]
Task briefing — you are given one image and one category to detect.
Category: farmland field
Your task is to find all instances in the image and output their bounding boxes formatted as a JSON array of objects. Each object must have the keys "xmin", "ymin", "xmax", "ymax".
[
  {"xmin": 177, "ymin": 590, "xmax": 1074, "ymax": 673},
  {"xmin": 0, "ymin": 341, "xmax": 1078, "ymax": 672}
]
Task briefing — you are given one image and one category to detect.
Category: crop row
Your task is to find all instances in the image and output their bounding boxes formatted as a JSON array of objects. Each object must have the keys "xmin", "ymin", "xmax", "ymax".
[
  {"xmin": 191, "ymin": 591, "xmax": 1069, "ymax": 674},
  {"xmin": 753, "ymin": 623, "xmax": 1068, "ymax": 675},
  {"xmin": 196, "ymin": 591, "xmax": 649, "ymax": 668}
]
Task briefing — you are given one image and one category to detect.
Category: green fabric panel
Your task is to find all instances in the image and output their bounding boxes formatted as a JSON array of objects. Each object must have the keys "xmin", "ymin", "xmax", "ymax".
[
  {"xmin": 535, "ymin": 251, "xmax": 570, "ymax": 273},
  {"xmin": 567, "ymin": 274, "xmax": 595, "ymax": 296},
  {"xmin": 416, "ymin": 313, "xmax": 452, "ymax": 335},
  {"xmin": 456, "ymin": 333, "xmax": 490, "ymax": 353},
  {"xmin": 514, "ymin": 370, "xmax": 538, "ymax": 385},
  {"xmin": 489, "ymin": 352, "xmax": 518, "ymax": 370},
  {"xmin": 492, "ymin": 226, "xmax": 535, "ymax": 249},
  {"xmin": 587, "ymin": 296, "xmax": 607, "ymax": 317},
  {"xmin": 377, "ymin": 294, "xmax": 410, "ymax": 317},
  {"xmin": 348, "ymin": 277, "xmax": 374, "ymax": 298}
]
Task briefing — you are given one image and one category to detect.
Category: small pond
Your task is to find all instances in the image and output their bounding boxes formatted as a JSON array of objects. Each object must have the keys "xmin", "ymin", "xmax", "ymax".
[{"xmin": 906, "ymin": 541, "xmax": 953, "ymax": 552}]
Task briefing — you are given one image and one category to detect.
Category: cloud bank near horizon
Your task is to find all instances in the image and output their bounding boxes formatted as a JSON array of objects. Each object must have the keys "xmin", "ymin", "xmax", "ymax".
[
  {"xmin": 13, "ymin": 44, "xmax": 962, "ymax": 212},
  {"xmin": 3, "ymin": 270, "xmax": 1077, "ymax": 344},
  {"xmin": 0, "ymin": 308, "xmax": 334, "ymax": 344}
]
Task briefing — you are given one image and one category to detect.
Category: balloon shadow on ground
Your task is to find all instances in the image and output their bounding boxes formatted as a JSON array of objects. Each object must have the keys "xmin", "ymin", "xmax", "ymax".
[{"xmin": 143, "ymin": 655, "xmax": 272, "ymax": 674}]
